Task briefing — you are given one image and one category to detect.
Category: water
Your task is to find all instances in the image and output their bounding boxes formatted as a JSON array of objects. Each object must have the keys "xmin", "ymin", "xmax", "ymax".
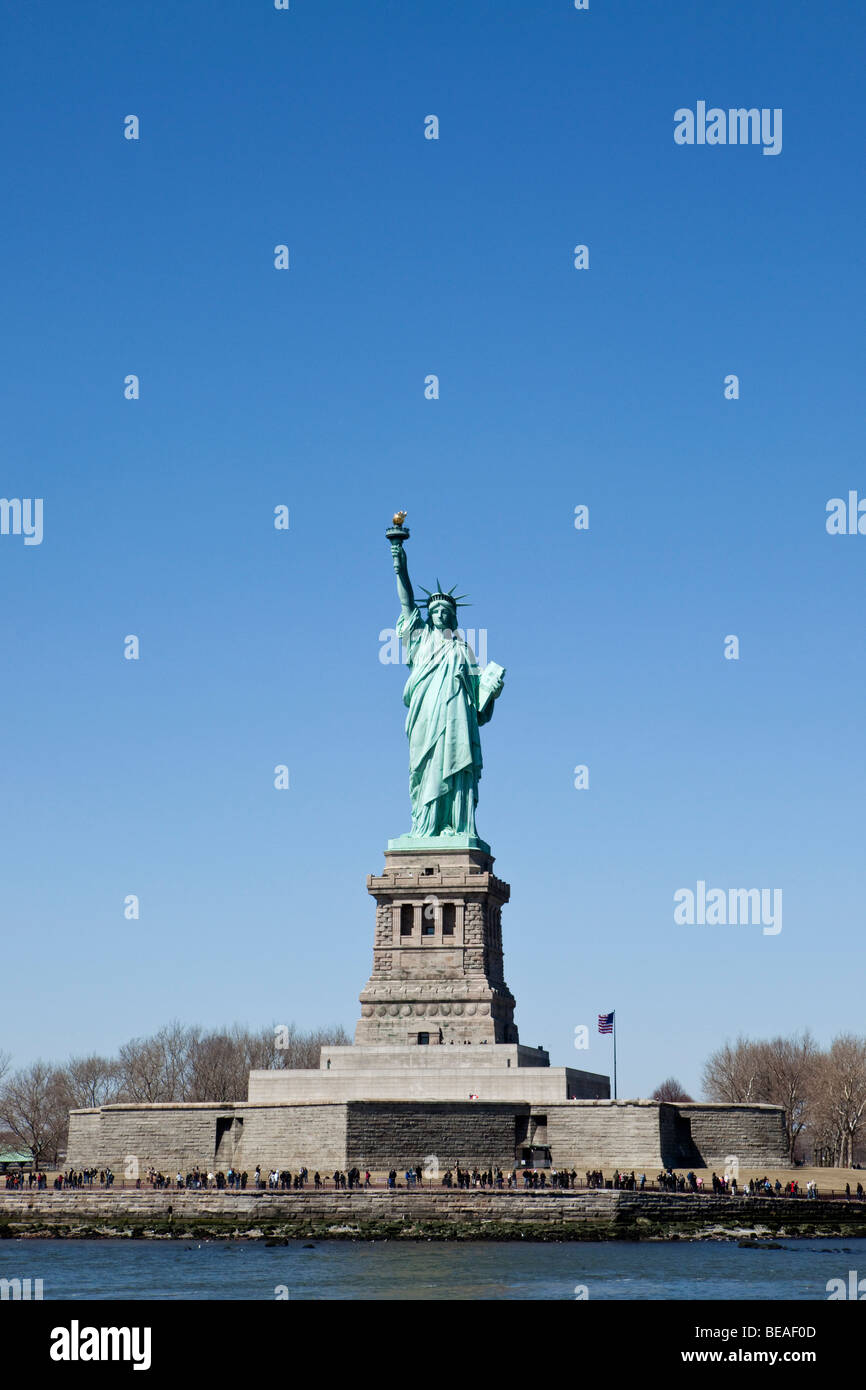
[{"xmin": 2, "ymin": 1237, "xmax": 863, "ymax": 1300}]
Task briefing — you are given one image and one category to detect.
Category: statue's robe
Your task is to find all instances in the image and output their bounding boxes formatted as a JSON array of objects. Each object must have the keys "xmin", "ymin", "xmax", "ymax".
[{"xmin": 397, "ymin": 607, "xmax": 482, "ymax": 835}]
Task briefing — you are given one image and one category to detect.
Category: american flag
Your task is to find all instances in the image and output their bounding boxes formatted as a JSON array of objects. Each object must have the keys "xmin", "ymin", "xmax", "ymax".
[{"xmin": 598, "ymin": 1012, "xmax": 614, "ymax": 1034}]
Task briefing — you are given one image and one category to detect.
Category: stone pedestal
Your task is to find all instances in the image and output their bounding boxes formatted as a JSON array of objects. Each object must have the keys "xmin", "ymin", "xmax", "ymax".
[{"xmin": 355, "ymin": 847, "xmax": 518, "ymax": 1047}]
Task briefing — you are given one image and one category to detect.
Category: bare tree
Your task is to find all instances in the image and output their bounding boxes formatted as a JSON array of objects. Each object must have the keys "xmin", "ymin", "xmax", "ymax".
[
  {"xmin": 0, "ymin": 1062, "xmax": 70, "ymax": 1166},
  {"xmin": 822, "ymin": 1034, "xmax": 866, "ymax": 1167},
  {"xmin": 3, "ymin": 1020, "xmax": 354, "ymax": 1152},
  {"xmin": 252, "ymin": 1022, "xmax": 351, "ymax": 1072},
  {"xmin": 272, "ymin": 1023, "xmax": 351, "ymax": 1070},
  {"xmin": 807, "ymin": 1053, "xmax": 840, "ymax": 1166},
  {"xmin": 755, "ymin": 1032, "xmax": 818, "ymax": 1162},
  {"xmin": 702, "ymin": 1037, "xmax": 769, "ymax": 1103},
  {"xmin": 120, "ymin": 1021, "xmax": 353, "ymax": 1102},
  {"xmin": 704, "ymin": 1031, "xmax": 866, "ymax": 1167},
  {"xmin": 62, "ymin": 1055, "xmax": 125, "ymax": 1110},
  {"xmin": 0, "ymin": 1051, "xmax": 20, "ymax": 1156},
  {"xmin": 118, "ymin": 1022, "xmax": 197, "ymax": 1103},
  {"xmin": 187, "ymin": 1027, "xmax": 253, "ymax": 1102},
  {"xmin": 652, "ymin": 1077, "xmax": 694, "ymax": 1102}
]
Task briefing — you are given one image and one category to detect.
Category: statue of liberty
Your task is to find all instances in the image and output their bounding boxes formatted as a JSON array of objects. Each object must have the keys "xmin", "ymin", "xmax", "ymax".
[{"xmin": 386, "ymin": 514, "xmax": 505, "ymax": 848}]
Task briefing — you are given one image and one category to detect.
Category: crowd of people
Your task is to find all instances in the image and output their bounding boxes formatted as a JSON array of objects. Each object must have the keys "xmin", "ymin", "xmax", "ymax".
[
  {"xmin": 442, "ymin": 1166, "xmax": 506, "ymax": 1188},
  {"xmin": 387, "ymin": 1167, "xmax": 423, "ymax": 1188},
  {"xmin": 137, "ymin": 1165, "xmax": 375, "ymax": 1191},
  {"xmin": 56, "ymin": 1169, "xmax": 113, "ymax": 1190},
  {"xmin": 660, "ymin": 1169, "xmax": 697, "ymax": 1192},
  {"xmin": 4, "ymin": 1164, "xmax": 866, "ymax": 1197},
  {"xmin": 611, "ymin": 1171, "xmax": 644, "ymax": 1190},
  {"xmin": 585, "ymin": 1170, "xmax": 650, "ymax": 1190},
  {"xmin": 438, "ymin": 1166, "xmax": 587, "ymax": 1189},
  {"xmin": 2, "ymin": 1168, "xmax": 113, "ymax": 1190},
  {"xmin": 327, "ymin": 1169, "xmax": 369, "ymax": 1189}
]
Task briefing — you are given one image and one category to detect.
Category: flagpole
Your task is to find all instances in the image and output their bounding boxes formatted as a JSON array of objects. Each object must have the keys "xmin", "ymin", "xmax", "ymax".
[{"xmin": 613, "ymin": 1012, "xmax": 617, "ymax": 1100}]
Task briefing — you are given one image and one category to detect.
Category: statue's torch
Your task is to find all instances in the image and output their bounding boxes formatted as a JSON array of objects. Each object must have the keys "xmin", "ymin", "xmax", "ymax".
[{"xmin": 386, "ymin": 511, "xmax": 410, "ymax": 570}]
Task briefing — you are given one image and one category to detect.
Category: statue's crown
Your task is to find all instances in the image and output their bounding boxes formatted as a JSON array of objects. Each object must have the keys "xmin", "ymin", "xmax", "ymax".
[{"xmin": 419, "ymin": 580, "xmax": 470, "ymax": 611}]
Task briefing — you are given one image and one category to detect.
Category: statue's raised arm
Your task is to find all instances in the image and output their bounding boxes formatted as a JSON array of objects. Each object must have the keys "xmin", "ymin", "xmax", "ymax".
[{"xmin": 387, "ymin": 511, "xmax": 415, "ymax": 616}]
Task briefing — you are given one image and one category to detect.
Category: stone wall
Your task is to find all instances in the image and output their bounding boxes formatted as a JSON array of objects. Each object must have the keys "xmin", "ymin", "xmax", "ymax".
[
  {"xmin": 65, "ymin": 1109, "xmax": 101, "ymax": 1159},
  {"xmin": 66, "ymin": 1103, "xmax": 349, "ymax": 1174},
  {"xmin": 345, "ymin": 1101, "xmax": 523, "ymax": 1168},
  {"xmin": 66, "ymin": 1098, "xmax": 789, "ymax": 1175},
  {"xmin": 546, "ymin": 1101, "xmax": 665, "ymax": 1170},
  {"xmin": 562, "ymin": 1070, "xmax": 610, "ymax": 1100},
  {"xmin": 544, "ymin": 1101, "xmax": 787, "ymax": 1171},
  {"xmin": 2, "ymin": 1189, "xmax": 860, "ymax": 1241},
  {"xmin": 318, "ymin": 1044, "xmax": 550, "ymax": 1071},
  {"xmin": 239, "ymin": 1104, "xmax": 348, "ymax": 1170},
  {"xmin": 67, "ymin": 1104, "xmax": 224, "ymax": 1173},
  {"xmin": 669, "ymin": 1103, "xmax": 789, "ymax": 1168},
  {"xmin": 246, "ymin": 1066, "xmax": 607, "ymax": 1104}
]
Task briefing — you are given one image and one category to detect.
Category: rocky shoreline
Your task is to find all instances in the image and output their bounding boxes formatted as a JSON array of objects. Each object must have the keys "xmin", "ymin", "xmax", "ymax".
[{"xmin": 2, "ymin": 1189, "xmax": 865, "ymax": 1242}]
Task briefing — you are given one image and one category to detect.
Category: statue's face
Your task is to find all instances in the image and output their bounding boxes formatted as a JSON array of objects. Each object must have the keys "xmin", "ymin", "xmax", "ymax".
[{"xmin": 429, "ymin": 603, "xmax": 456, "ymax": 632}]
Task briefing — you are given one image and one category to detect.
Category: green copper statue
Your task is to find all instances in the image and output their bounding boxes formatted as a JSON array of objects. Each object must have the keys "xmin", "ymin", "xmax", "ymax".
[{"xmin": 386, "ymin": 514, "xmax": 505, "ymax": 850}]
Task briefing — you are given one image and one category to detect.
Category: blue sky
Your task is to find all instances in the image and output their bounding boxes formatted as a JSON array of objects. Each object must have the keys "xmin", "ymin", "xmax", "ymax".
[{"xmin": 2, "ymin": 0, "xmax": 864, "ymax": 1099}]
